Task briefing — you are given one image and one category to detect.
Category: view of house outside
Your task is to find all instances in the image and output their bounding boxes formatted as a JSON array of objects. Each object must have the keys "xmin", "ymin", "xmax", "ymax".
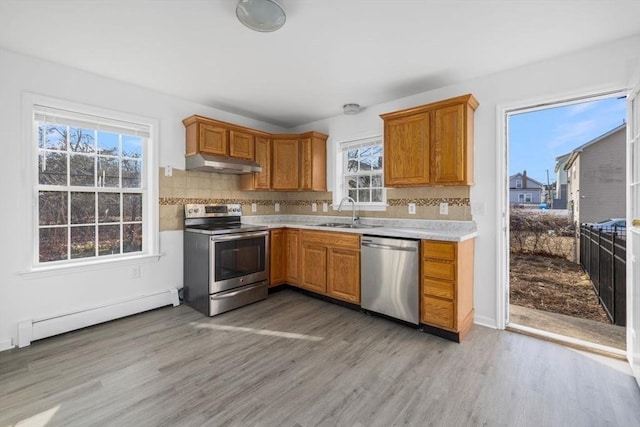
[{"xmin": 508, "ymin": 96, "xmax": 627, "ymax": 349}]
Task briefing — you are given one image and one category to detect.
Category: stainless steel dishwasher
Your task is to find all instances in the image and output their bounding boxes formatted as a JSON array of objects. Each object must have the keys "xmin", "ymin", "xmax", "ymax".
[{"xmin": 361, "ymin": 235, "xmax": 420, "ymax": 324}]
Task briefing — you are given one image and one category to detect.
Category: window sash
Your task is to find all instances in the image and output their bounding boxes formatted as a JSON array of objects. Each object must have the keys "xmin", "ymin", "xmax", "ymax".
[
  {"xmin": 34, "ymin": 105, "xmax": 149, "ymax": 265},
  {"xmin": 341, "ymin": 136, "xmax": 385, "ymax": 206}
]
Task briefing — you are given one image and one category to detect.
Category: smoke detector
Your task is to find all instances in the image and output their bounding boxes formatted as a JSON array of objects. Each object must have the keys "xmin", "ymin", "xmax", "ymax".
[{"xmin": 343, "ymin": 103, "xmax": 360, "ymax": 115}]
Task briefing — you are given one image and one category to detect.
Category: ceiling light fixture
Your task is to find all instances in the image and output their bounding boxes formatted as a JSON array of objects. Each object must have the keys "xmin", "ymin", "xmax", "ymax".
[
  {"xmin": 236, "ymin": 0, "xmax": 286, "ymax": 32},
  {"xmin": 343, "ymin": 103, "xmax": 361, "ymax": 115}
]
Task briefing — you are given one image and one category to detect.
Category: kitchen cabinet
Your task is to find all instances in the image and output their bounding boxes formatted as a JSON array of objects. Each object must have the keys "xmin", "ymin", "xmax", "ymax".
[
  {"xmin": 185, "ymin": 114, "xmax": 327, "ymax": 191},
  {"xmin": 299, "ymin": 132, "xmax": 327, "ymax": 191},
  {"xmin": 269, "ymin": 229, "xmax": 286, "ymax": 286},
  {"xmin": 240, "ymin": 136, "xmax": 271, "ymax": 190},
  {"xmin": 285, "ymin": 229, "xmax": 299, "ymax": 285},
  {"xmin": 380, "ymin": 94, "xmax": 478, "ymax": 186},
  {"xmin": 383, "ymin": 112, "xmax": 430, "ymax": 186},
  {"xmin": 421, "ymin": 239, "xmax": 474, "ymax": 342},
  {"xmin": 229, "ymin": 130, "xmax": 254, "ymax": 159},
  {"xmin": 271, "ymin": 137, "xmax": 300, "ymax": 190},
  {"xmin": 183, "ymin": 115, "xmax": 267, "ymax": 159},
  {"xmin": 300, "ymin": 230, "xmax": 360, "ymax": 303},
  {"xmin": 327, "ymin": 247, "xmax": 360, "ymax": 303}
]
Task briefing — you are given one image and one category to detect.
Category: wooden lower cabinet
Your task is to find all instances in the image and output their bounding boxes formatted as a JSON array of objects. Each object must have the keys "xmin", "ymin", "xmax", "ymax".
[
  {"xmin": 299, "ymin": 230, "xmax": 361, "ymax": 303},
  {"xmin": 301, "ymin": 244, "xmax": 327, "ymax": 293},
  {"xmin": 285, "ymin": 229, "xmax": 299, "ymax": 285},
  {"xmin": 420, "ymin": 239, "xmax": 475, "ymax": 341},
  {"xmin": 327, "ymin": 248, "xmax": 360, "ymax": 303},
  {"xmin": 269, "ymin": 229, "xmax": 286, "ymax": 286}
]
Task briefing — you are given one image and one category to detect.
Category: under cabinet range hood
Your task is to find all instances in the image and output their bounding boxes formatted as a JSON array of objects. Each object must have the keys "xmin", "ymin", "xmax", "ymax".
[{"xmin": 185, "ymin": 153, "xmax": 262, "ymax": 174}]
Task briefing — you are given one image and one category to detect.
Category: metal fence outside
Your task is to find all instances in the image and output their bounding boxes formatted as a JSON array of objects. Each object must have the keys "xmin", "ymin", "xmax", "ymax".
[{"xmin": 579, "ymin": 224, "xmax": 626, "ymax": 326}]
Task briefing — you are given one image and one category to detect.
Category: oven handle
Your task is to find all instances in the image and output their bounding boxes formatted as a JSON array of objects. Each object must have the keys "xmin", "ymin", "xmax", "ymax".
[{"xmin": 210, "ymin": 230, "xmax": 269, "ymax": 242}]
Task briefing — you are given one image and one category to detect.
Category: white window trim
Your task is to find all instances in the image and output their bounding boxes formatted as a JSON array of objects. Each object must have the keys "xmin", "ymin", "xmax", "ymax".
[
  {"xmin": 333, "ymin": 135, "xmax": 387, "ymax": 211},
  {"xmin": 21, "ymin": 93, "xmax": 160, "ymax": 273},
  {"xmin": 515, "ymin": 179, "xmax": 523, "ymax": 188}
]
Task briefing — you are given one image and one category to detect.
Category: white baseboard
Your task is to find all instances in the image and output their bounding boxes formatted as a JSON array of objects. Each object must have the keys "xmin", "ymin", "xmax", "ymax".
[
  {"xmin": 0, "ymin": 339, "xmax": 14, "ymax": 352},
  {"xmin": 18, "ymin": 288, "xmax": 180, "ymax": 348},
  {"xmin": 474, "ymin": 314, "xmax": 497, "ymax": 329}
]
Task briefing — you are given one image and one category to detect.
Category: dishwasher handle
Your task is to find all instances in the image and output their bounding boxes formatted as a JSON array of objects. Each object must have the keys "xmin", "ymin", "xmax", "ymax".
[{"xmin": 361, "ymin": 240, "xmax": 418, "ymax": 252}]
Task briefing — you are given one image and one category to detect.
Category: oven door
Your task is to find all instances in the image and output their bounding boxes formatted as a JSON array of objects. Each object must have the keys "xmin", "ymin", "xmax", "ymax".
[{"xmin": 209, "ymin": 230, "xmax": 269, "ymax": 293}]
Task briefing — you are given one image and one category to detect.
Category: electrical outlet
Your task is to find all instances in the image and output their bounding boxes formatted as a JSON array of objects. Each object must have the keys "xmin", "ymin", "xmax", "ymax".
[
  {"xmin": 311, "ymin": 203, "xmax": 318, "ymax": 212},
  {"xmin": 322, "ymin": 202, "xmax": 328, "ymax": 212},
  {"xmin": 130, "ymin": 265, "xmax": 140, "ymax": 279},
  {"xmin": 164, "ymin": 165, "xmax": 172, "ymax": 176},
  {"xmin": 251, "ymin": 203, "xmax": 257, "ymax": 213},
  {"xmin": 439, "ymin": 202, "xmax": 449, "ymax": 215},
  {"xmin": 408, "ymin": 203, "xmax": 416, "ymax": 215},
  {"xmin": 274, "ymin": 202, "xmax": 280, "ymax": 212}
]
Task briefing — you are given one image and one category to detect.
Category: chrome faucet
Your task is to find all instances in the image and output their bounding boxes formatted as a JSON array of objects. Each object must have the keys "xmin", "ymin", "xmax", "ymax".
[{"xmin": 338, "ymin": 196, "xmax": 358, "ymax": 226}]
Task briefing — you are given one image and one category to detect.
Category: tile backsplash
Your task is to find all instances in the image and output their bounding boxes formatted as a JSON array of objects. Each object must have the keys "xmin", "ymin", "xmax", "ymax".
[{"xmin": 159, "ymin": 168, "xmax": 471, "ymax": 231}]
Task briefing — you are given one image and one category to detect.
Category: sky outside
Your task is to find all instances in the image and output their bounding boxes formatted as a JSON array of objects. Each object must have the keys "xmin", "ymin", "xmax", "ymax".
[{"xmin": 509, "ymin": 96, "xmax": 627, "ymax": 185}]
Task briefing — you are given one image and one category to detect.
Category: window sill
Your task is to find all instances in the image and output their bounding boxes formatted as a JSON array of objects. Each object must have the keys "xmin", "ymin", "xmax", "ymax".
[{"xmin": 19, "ymin": 253, "xmax": 163, "ymax": 279}]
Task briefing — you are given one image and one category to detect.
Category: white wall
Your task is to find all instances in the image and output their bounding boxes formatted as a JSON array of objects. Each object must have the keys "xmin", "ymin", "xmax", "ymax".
[
  {"xmin": 292, "ymin": 35, "xmax": 640, "ymax": 328},
  {"xmin": 0, "ymin": 48, "xmax": 287, "ymax": 349},
  {"xmin": 1, "ymin": 34, "xmax": 639, "ymax": 348}
]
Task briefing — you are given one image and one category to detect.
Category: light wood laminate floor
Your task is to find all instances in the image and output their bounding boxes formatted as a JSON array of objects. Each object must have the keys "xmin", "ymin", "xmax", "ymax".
[{"xmin": 1, "ymin": 290, "xmax": 639, "ymax": 426}]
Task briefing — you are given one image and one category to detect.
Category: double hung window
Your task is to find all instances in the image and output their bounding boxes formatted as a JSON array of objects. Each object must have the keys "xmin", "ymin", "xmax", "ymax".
[
  {"xmin": 34, "ymin": 105, "xmax": 150, "ymax": 265},
  {"xmin": 340, "ymin": 136, "xmax": 385, "ymax": 208}
]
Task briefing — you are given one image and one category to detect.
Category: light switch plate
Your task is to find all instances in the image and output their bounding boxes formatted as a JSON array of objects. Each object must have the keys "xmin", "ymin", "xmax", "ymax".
[
  {"xmin": 311, "ymin": 203, "xmax": 318, "ymax": 212},
  {"xmin": 322, "ymin": 202, "xmax": 328, "ymax": 212},
  {"xmin": 251, "ymin": 203, "xmax": 257, "ymax": 213},
  {"xmin": 275, "ymin": 202, "xmax": 280, "ymax": 212},
  {"xmin": 164, "ymin": 165, "xmax": 172, "ymax": 176},
  {"xmin": 439, "ymin": 202, "xmax": 448, "ymax": 215},
  {"xmin": 408, "ymin": 203, "xmax": 416, "ymax": 215}
]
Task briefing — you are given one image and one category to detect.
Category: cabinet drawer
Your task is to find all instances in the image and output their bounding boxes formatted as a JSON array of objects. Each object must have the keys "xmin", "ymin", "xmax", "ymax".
[
  {"xmin": 300, "ymin": 230, "xmax": 360, "ymax": 249},
  {"xmin": 422, "ymin": 296, "xmax": 454, "ymax": 329},
  {"xmin": 423, "ymin": 260, "xmax": 455, "ymax": 281},
  {"xmin": 422, "ymin": 241, "xmax": 455, "ymax": 261},
  {"xmin": 423, "ymin": 278, "xmax": 454, "ymax": 299}
]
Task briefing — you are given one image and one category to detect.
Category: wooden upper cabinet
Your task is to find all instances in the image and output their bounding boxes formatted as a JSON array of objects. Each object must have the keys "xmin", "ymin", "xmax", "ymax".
[
  {"xmin": 299, "ymin": 132, "xmax": 327, "ymax": 191},
  {"xmin": 184, "ymin": 115, "xmax": 327, "ymax": 191},
  {"xmin": 240, "ymin": 136, "xmax": 270, "ymax": 190},
  {"xmin": 432, "ymin": 103, "xmax": 470, "ymax": 184},
  {"xmin": 229, "ymin": 130, "xmax": 255, "ymax": 159},
  {"xmin": 272, "ymin": 137, "xmax": 300, "ymax": 190},
  {"xmin": 383, "ymin": 112, "xmax": 430, "ymax": 186},
  {"xmin": 380, "ymin": 94, "xmax": 478, "ymax": 187}
]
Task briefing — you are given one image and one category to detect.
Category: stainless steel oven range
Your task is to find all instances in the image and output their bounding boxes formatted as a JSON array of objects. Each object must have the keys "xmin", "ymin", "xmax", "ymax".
[{"xmin": 183, "ymin": 203, "xmax": 269, "ymax": 316}]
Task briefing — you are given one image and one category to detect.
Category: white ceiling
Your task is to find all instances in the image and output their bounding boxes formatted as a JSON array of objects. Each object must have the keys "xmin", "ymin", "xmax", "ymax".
[{"xmin": 1, "ymin": 1, "xmax": 639, "ymax": 128}]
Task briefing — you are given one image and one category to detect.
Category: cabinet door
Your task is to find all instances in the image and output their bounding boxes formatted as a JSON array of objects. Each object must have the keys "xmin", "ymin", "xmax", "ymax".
[
  {"xmin": 384, "ymin": 113, "xmax": 430, "ymax": 186},
  {"xmin": 269, "ymin": 229, "xmax": 286, "ymax": 286},
  {"xmin": 229, "ymin": 130, "xmax": 255, "ymax": 159},
  {"xmin": 327, "ymin": 248, "xmax": 360, "ymax": 303},
  {"xmin": 300, "ymin": 137, "xmax": 313, "ymax": 190},
  {"xmin": 199, "ymin": 123, "xmax": 228, "ymax": 155},
  {"xmin": 254, "ymin": 137, "xmax": 271, "ymax": 189},
  {"xmin": 272, "ymin": 138, "xmax": 299, "ymax": 190},
  {"xmin": 432, "ymin": 104, "xmax": 466, "ymax": 184},
  {"xmin": 286, "ymin": 229, "xmax": 300, "ymax": 285},
  {"xmin": 301, "ymin": 243, "xmax": 327, "ymax": 293}
]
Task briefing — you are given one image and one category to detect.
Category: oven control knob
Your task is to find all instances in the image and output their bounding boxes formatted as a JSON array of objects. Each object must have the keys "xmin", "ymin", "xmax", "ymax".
[
  {"xmin": 188, "ymin": 208, "xmax": 193, "ymax": 214},
  {"xmin": 194, "ymin": 208, "xmax": 199, "ymax": 214}
]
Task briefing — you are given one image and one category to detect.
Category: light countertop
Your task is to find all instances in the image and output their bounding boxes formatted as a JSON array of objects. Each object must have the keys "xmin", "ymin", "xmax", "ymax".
[{"xmin": 242, "ymin": 215, "xmax": 477, "ymax": 242}]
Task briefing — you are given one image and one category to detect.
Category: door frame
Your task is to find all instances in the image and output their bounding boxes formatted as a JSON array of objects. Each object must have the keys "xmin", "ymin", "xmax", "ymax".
[{"xmin": 495, "ymin": 87, "xmax": 629, "ymax": 330}]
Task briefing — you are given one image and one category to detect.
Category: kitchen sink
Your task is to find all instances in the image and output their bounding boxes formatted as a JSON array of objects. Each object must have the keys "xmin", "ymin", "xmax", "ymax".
[{"xmin": 316, "ymin": 223, "xmax": 381, "ymax": 229}]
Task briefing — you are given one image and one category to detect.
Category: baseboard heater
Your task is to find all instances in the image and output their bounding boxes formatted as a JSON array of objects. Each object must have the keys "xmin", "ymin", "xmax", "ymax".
[{"xmin": 17, "ymin": 288, "xmax": 180, "ymax": 348}]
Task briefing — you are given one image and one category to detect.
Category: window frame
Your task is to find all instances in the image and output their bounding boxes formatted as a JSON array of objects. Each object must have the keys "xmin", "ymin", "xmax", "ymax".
[
  {"xmin": 515, "ymin": 179, "xmax": 523, "ymax": 188},
  {"xmin": 334, "ymin": 135, "xmax": 386, "ymax": 211},
  {"xmin": 22, "ymin": 93, "xmax": 160, "ymax": 274}
]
